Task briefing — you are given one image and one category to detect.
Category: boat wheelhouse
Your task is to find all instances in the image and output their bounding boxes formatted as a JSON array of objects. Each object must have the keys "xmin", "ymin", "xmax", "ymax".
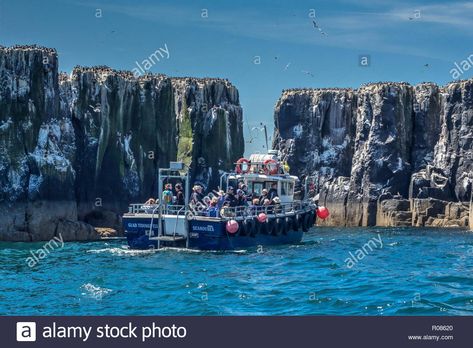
[{"xmin": 122, "ymin": 151, "xmax": 328, "ymax": 250}]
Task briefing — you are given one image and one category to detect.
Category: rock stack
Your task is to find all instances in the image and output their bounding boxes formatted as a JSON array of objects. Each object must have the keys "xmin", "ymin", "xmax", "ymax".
[
  {"xmin": 0, "ymin": 45, "xmax": 244, "ymax": 241},
  {"xmin": 274, "ymin": 80, "xmax": 473, "ymax": 227}
]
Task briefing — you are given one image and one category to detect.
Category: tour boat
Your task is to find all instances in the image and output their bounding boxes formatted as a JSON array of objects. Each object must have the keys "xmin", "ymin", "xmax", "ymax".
[{"xmin": 122, "ymin": 150, "xmax": 329, "ymax": 250}]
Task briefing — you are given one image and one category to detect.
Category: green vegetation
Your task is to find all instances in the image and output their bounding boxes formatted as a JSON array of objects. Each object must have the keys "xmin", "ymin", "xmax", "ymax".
[{"xmin": 177, "ymin": 100, "xmax": 193, "ymax": 168}]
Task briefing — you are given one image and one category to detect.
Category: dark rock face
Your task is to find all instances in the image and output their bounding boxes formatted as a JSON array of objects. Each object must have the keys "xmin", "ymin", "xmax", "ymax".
[
  {"xmin": 172, "ymin": 78, "xmax": 244, "ymax": 191},
  {"xmin": 0, "ymin": 46, "xmax": 243, "ymax": 241},
  {"xmin": 274, "ymin": 80, "xmax": 473, "ymax": 227}
]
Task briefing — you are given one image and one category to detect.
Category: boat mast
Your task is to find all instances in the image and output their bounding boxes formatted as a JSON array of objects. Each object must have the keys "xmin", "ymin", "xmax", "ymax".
[{"xmin": 263, "ymin": 124, "xmax": 269, "ymax": 151}]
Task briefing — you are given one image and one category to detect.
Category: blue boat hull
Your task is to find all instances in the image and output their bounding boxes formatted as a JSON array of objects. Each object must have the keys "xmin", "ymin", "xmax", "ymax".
[
  {"xmin": 123, "ymin": 216, "xmax": 306, "ymax": 250},
  {"xmin": 188, "ymin": 218, "xmax": 303, "ymax": 250}
]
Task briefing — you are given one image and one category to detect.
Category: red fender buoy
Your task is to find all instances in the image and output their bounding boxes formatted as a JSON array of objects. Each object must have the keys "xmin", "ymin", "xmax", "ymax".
[
  {"xmin": 257, "ymin": 213, "xmax": 267, "ymax": 223},
  {"xmin": 226, "ymin": 220, "xmax": 239, "ymax": 234},
  {"xmin": 316, "ymin": 206, "xmax": 330, "ymax": 219}
]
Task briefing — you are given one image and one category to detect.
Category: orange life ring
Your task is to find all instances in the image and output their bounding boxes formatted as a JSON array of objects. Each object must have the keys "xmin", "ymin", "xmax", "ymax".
[
  {"xmin": 263, "ymin": 159, "xmax": 279, "ymax": 175},
  {"xmin": 235, "ymin": 158, "xmax": 250, "ymax": 174}
]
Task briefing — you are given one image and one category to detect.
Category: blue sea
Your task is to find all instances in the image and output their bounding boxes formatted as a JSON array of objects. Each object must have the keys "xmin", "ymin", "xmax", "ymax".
[{"xmin": 1, "ymin": 227, "xmax": 473, "ymax": 316}]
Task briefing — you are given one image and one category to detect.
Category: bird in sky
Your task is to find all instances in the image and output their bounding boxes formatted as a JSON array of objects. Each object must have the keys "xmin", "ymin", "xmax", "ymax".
[
  {"xmin": 302, "ymin": 70, "xmax": 314, "ymax": 78},
  {"xmin": 284, "ymin": 62, "xmax": 291, "ymax": 71},
  {"xmin": 312, "ymin": 19, "xmax": 327, "ymax": 35}
]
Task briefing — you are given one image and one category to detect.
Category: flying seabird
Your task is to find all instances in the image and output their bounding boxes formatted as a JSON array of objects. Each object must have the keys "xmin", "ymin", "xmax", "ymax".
[{"xmin": 302, "ymin": 70, "xmax": 314, "ymax": 78}]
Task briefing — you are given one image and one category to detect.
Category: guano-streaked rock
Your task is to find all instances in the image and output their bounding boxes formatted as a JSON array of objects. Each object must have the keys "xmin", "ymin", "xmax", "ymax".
[
  {"xmin": 0, "ymin": 45, "xmax": 244, "ymax": 241},
  {"xmin": 274, "ymin": 80, "xmax": 473, "ymax": 227}
]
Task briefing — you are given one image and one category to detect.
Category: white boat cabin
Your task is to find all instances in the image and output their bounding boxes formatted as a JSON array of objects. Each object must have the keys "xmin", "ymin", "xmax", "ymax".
[{"xmin": 225, "ymin": 150, "xmax": 298, "ymax": 204}]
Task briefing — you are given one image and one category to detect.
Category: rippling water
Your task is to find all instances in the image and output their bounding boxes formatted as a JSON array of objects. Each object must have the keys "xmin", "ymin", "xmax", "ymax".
[{"xmin": 1, "ymin": 227, "xmax": 473, "ymax": 315}]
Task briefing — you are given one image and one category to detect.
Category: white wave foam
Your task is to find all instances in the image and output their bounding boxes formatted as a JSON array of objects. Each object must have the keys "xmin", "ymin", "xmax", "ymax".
[
  {"xmin": 87, "ymin": 246, "xmax": 247, "ymax": 255},
  {"xmin": 87, "ymin": 246, "xmax": 158, "ymax": 256},
  {"xmin": 80, "ymin": 283, "xmax": 112, "ymax": 300}
]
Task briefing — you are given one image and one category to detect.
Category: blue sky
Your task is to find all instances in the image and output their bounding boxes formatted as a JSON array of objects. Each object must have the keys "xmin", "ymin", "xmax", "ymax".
[{"xmin": 1, "ymin": 0, "xmax": 472, "ymax": 154}]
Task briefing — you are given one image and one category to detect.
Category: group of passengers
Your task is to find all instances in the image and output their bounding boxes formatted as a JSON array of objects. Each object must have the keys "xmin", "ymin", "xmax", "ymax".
[
  {"xmin": 143, "ymin": 183, "xmax": 185, "ymax": 213},
  {"xmin": 144, "ymin": 181, "xmax": 282, "ymax": 217},
  {"xmin": 190, "ymin": 182, "xmax": 281, "ymax": 217}
]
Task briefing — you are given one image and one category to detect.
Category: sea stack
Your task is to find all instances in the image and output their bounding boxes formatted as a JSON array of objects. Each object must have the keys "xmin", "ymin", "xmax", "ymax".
[
  {"xmin": 0, "ymin": 45, "xmax": 244, "ymax": 241},
  {"xmin": 273, "ymin": 80, "xmax": 473, "ymax": 227}
]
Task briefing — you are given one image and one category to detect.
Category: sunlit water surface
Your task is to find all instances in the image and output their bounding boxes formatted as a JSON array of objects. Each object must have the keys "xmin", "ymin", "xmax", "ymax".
[{"xmin": 1, "ymin": 227, "xmax": 473, "ymax": 315}]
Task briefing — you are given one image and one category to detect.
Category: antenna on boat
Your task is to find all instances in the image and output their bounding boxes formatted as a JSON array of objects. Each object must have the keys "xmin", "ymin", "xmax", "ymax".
[{"xmin": 263, "ymin": 123, "xmax": 269, "ymax": 151}]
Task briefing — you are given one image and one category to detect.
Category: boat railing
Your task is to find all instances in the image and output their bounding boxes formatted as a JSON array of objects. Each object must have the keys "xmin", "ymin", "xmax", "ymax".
[
  {"xmin": 127, "ymin": 203, "xmax": 187, "ymax": 216},
  {"xmin": 127, "ymin": 200, "xmax": 312, "ymax": 220},
  {"xmin": 217, "ymin": 201, "xmax": 310, "ymax": 220}
]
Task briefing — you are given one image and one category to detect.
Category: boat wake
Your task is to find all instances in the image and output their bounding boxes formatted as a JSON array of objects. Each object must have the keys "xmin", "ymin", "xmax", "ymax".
[
  {"xmin": 87, "ymin": 246, "xmax": 248, "ymax": 255},
  {"xmin": 87, "ymin": 246, "xmax": 159, "ymax": 256}
]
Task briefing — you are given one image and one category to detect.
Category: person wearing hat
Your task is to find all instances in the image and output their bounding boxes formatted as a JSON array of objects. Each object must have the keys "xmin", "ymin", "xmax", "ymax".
[
  {"xmin": 259, "ymin": 188, "xmax": 269, "ymax": 205},
  {"xmin": 272, "ymin": 196, "xmax": 282, "ymax": 214},
  {"xmin": 240, "ymin": 183, "xmax": 252, "ymax": 201}
]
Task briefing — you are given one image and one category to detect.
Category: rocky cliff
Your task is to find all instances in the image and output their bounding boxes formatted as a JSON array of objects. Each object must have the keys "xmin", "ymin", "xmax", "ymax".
[
  {"xmin": 274, "ymin": 80, "xmax": 473, "ymax": 227},
  {"xmin": 0, "ymin": 45, "xmax": 243, "ymax": 241}
]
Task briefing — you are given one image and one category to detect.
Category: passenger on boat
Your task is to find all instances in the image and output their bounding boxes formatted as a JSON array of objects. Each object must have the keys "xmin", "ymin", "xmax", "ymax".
[
  {"xmin": 258, "ymin": 189, "xmax": 269, "ymax": 205},
  {"xmin": 268, "ymin": 182, "xmax": 279, "ymax": 200},
  {"xmin": 143, "ymin": 198, "xmax": 158, "ymax": 213},
  {"xmin": 216, "ymin": 190, "xmax": 226, "ymax": 210},
  {"xmin": 239, "ymin": 183, "xmax": 252, "ymax": 201},
  {"xmin": 206, "ymin": 197, "xmax": 219, "ymax": 217},
  {"xmin": 203, "ymin": 195, "xmax": 212, "ymax": 208},
  {"xmin": 249, "ymin": 198, "xmax": 261, "ymax": 215},
  {"xmin": 190, "ymin": 185, "xmax": 204, "ymax": 206},
  {"xmin": 262, "ymin": 198, "xmax": 273, "ymax": 214},
  {"xmin": 224, "ymin": 186, "xmax": 238, "ymax": 207},
  {"xmin": 163, "ymin": 184, "xmax": 173, "ymax": 205},
  {"xmin": 272, "ymin": 196, "xmax": 282, "ymax": 214},
  {"xmin": 175, "ymin": 183, "xmax": 185, "ymax": 206},
  {"xmin": 236, "ymin": 189, "xmax": 248, "ymax": 207},
  {"xmin": 144, "ymin": 198, "xmax": 156, "ymax": 205}
]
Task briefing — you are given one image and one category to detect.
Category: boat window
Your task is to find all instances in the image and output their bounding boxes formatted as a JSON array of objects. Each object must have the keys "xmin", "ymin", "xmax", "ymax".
[
  {"xmin": 252, "ymin": 182, "xmax": 264, "ymax": 196},
  {"xmin": 288, "ymin": 183, "xmax": 294, "ymax": 196},
  {"xmin": 281, "ymin": 182, "xmax": 287, "ymax": 195}
]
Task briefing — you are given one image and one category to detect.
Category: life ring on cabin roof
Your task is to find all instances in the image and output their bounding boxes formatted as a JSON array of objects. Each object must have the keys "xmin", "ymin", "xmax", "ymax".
[
  {"xmin": 263, "ymin": 159, "xmax": 279, "ymax": 175},
  {"xmin": 235, "ymin": 158, "xmax": 251, "ymax": 174}
]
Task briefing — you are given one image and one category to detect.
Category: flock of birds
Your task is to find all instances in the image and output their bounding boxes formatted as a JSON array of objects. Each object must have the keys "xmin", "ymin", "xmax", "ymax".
[{"xmin": 273, "ymin": 13, "xmax": 431, "ymax": 80}]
